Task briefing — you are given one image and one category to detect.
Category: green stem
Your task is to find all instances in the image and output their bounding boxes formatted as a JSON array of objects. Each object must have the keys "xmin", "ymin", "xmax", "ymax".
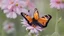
[{"xmin": 55, "ymin": 10, "xmax": 58, "ymax": 32}]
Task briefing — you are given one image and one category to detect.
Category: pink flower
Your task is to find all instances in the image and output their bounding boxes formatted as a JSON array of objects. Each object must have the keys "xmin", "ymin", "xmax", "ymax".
[
  {"xmin": 0, "ymin": 0, "xmax": 28, "ymax": 19},
  {"xmin": 50, "ymin": 0, "xmax": 64, "ymax": 9},
  {"xmin": 21, "ymin": 18, "xmax": 45, "ymax": 36},
  {"xmin": 3, "ymin": 20, "xmax": 15, "ymax": 34}
]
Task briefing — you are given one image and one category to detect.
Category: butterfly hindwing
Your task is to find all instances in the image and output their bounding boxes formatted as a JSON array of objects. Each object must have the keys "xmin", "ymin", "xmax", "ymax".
[{"xmin": 38, "ymin": 14, "xmax": 52, "ymax": 28}]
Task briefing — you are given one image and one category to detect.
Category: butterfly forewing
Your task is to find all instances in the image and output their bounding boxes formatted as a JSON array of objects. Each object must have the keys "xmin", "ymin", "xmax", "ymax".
[
  {"xmin": 33, "ymin": 8, "xmax": 39, "ymax": 20},
  {"xmin": 21, "ymin": 13, "xmax": 32, "ymax": 23}
]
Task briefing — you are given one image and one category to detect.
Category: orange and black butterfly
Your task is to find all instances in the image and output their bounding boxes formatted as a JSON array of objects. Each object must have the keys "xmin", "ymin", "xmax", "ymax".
[{"xmin": 21, "ymin": 8, "xmax": 52, "ymax": 28}]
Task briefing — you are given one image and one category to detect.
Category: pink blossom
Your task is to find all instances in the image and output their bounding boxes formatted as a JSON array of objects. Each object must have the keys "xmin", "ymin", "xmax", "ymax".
[
  {"xmin": 21, "ymin": 19, "xmax": 44, "ymax": 36},
  {"xmin": 50, "ymin": 0, "xmax": 64, "ymax": 9},
  {"xmin": 3, "ymin": 20, "xmax": 15, "ymax": 34}
]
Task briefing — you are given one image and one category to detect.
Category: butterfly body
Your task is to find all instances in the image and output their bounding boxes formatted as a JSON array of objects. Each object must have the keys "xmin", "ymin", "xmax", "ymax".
[{"xmin": 21, "ymin": 8, "xmax": 52, "ymax": 28}]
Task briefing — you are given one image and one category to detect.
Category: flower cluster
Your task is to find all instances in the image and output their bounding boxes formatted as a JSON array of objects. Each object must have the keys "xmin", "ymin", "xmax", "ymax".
[
  {"xmin": 0, "ymin": 0, "xmax": 35, "ymax": 19},
  {"xmin": 0, "ymin": 0, "xmax": 37, "ymax": 35},
  {"xmin": 0, "ymin": 0, "xmax": 42, "ymax": 35},
  {"xmin": 50, "ymin": 0, "xmax": 64, "ymax": 9}
]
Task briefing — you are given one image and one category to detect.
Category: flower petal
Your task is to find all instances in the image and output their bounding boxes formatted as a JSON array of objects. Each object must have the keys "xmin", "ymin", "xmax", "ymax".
[
  {"xmin": 16, "ymin": 7, "xmax": 22, "ymax": 15},
  {"xmin": 6, "ymin": 12, "xmax": 17, "ymax": 19},
  {"xmin": 34, "ymin": 29, "xmax": 39, "ymax": 34},
  {"xmin": 19, "ymin": 1, "xmax": 27, "ymax": 8}
]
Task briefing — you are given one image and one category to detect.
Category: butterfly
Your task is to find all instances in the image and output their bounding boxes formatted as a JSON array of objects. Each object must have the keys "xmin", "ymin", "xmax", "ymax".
[{"xmin": 21, "ymin": 8, "xmax": 52, "ymax": 28}]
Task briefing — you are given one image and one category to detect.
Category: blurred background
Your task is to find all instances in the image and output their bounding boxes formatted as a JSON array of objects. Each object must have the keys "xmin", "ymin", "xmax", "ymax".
[{"xmin": 0, "ymin": 0, "xmax": 64, "ymax": 36}]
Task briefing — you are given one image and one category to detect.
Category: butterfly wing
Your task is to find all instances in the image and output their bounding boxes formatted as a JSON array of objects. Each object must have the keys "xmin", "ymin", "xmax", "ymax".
[
  {"xmin": 38, "ymin": 14, "xmax": 52, "ymax": 28},
  {"xmin": 21, "ymin": 12, "xmax": 32, "ymax": 25},
  {"xmin": 33, "ymin": 8, "xmax": 39, "ymax": 20}
]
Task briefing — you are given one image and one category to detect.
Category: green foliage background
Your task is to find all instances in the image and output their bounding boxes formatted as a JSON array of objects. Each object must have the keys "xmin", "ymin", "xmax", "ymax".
[{"xmin": 0, "ymin": 0, "xmax": 64, "ymax": 36}]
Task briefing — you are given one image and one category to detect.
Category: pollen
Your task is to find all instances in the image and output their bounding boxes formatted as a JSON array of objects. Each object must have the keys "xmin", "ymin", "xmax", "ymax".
[
  {"xmin": 8, "ymin": 25, "xmax": 12, "ymax": 29},
  {"xmin": 16, "ymin": 3, "xmax": 18, "ymax": 6}
]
